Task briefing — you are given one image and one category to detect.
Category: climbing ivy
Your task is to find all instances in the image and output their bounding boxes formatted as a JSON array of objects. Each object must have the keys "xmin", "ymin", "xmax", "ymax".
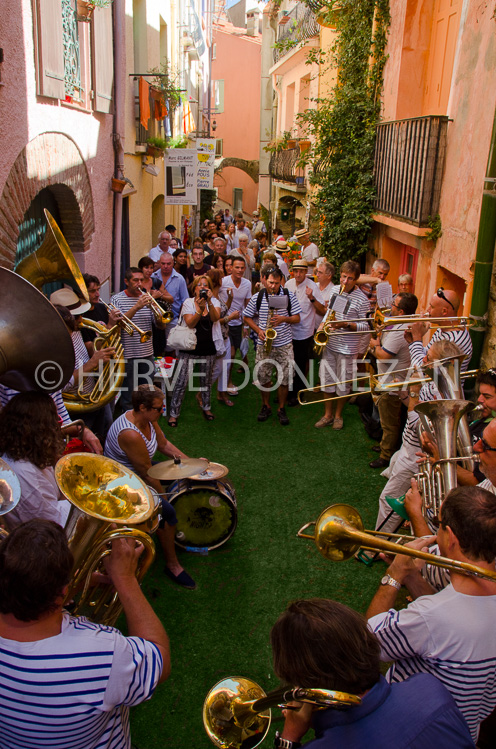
[{"xmin": 298, "ymin": 0, "xmax": 391, "ymax": 267}]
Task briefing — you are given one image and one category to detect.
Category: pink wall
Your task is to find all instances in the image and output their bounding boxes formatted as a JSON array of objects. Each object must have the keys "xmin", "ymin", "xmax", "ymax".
[
  {"xmin": 0, "ymin": 0, "xmax": 114, "ymax": 283},
  {"xmin": 212, "ymin": 25, "xmax": 261, "ymax": 212},
  {"xmin": 375, "ymin": 0, "xmax": 496, "ymax": 315}
]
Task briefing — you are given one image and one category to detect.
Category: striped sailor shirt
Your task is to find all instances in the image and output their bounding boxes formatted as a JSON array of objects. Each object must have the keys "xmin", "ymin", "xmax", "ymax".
[
  {"xmin": 243, "ymin": 288, "xmax": 302, "ymax": 347},
  {"xmin": 409, "ymin": 326, "xmax": 473, "ymax": 371},
  {"xmin": 325, "ymin": 284, "xmax": 371, "ymax": 356},
  {"xmin": 369, "ymin": 585, "xmax": 496, "ymax": 742},
  {"xmin": 0, "ymin": 386, "xmax": 72, "ymax": 426},
  {"xmin": 110, "ymin": 291, "xmax": 154, "ymax": 359},
  {"xmin": 0, "ymin": 613, "xmax": 162, "ymax": 749},
  {"xmin": 63, "ymin": 330, "xmax": 94, "ymax": 395}
]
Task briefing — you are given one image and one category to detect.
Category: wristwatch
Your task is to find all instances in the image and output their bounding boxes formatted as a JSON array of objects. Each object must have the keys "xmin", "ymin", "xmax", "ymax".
[
  {"xmin": 309, "ymin": 297, "xmax": 315, "ymax": 303},
  {"xmin": 408, "ymin": 391, "xmax": 419, "ymax": 398},
  {"xmin": 381, "ymin": 574, "xmax": 402, "ymax": 590},
  {"xmin": 274, "ymin": 732, "xmax": 302, "ymax": 749}
]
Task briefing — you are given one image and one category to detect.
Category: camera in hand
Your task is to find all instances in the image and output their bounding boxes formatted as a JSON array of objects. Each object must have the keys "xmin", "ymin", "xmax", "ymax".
[{"xmin": 199, "ymin": 290, "xmax": 209, "ymax": 301}]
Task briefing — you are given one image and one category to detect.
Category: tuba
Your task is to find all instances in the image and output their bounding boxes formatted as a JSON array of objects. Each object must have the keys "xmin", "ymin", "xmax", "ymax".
[
  {"xmin": 55, "ymin": 453, "xmax": 157, "ymax": 626},
  {"xmin": 62, "ymin": 319, "xmax": 126, "ymax": 414},
  {"xmin": 203, "ymin": 676, "xmax": 360, "ymax": 749},
  {"xmin": 15, "ymin": 209, "xmax": 89, "ymax": 301},
  {"xmin": 0, "ymin": 268, "xmax": 75, "ymax": 392}
]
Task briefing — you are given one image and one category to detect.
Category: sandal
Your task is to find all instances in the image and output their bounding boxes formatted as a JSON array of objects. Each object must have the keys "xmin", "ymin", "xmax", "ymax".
[
  {"xmin": 168, "ymin": 418, "xmax": 178, "ymax": 428},
  {"xmin": 202, "ymin": 411, "xmax": 215, "ymax": 421},
  {"xmin": 217, "ymin": 397, "xmax": 234, "ymax": 407}
]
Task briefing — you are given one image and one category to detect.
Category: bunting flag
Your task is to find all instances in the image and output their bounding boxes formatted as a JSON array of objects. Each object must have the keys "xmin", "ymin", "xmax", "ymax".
[
  {"xmin": 139, "ymin": 77, "xmax": 150, "ymax": 129},
  {"xmin": 182, "ymin": 101, "xmax": 196, "ymax": 135}
]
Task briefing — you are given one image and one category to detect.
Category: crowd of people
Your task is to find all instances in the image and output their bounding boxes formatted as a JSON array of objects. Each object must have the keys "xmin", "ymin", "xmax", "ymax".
[{"xmin": 0, "ymin": 207, "xmax": 495, "ymax": 748}]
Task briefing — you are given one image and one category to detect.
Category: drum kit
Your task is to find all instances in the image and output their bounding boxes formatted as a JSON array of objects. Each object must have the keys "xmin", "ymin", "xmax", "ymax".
[{"xmin": 148, "ymin": 457, "xmax": 237, "ymax": 552}]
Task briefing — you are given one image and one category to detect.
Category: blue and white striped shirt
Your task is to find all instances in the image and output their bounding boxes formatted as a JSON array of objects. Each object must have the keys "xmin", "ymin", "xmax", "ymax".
[
  {"xmin": 0, "ymin": 613, "xmax": 162, "ymax": 749},
  {"xmin": 369, "ymin": 585, "xmax": 496, "ymax": 742},
  {"xmin": 409, "ymin": 327, "xmax": 473, "ymax": 371},
  {"xmin": 0, "ymin": 385, "xmax": 72, "ymax": 426},
  {"xmin": 243, "ymin": 288, "xmax": 302, "ymax": 347},
  {"xmin": 105, "ymin": 413, "xmax": 158, "ymax": 471}
]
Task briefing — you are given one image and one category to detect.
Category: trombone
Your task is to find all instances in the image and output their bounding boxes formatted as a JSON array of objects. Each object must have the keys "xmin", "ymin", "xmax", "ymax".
[
  {"xmin": 203, "ymin": 676, "xmax": 360, "ymax": 749},
  {"xmin": 297, "ymin": 357, "xmax": 478, "ymax": 406},
  {"xmin": 139, "ymin": 288, "xmax": 173, "ymax": 325},
  {"xmin": 320, "ymin": 306, "xmax": 476, "ymax": 336},
  {"xmin": 100, "ymin": 300, "xmax": 152, "ymax": 343},
  {"xmin": 297, "ymin": 503, "xmax": 496, "ymax": 582}
]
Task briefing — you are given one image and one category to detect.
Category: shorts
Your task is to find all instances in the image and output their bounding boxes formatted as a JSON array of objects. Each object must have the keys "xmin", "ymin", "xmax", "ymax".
[
  {"xmin": 255, "ymin": 342, "xmax": 294, "ymax": 387},
  {"xmin": 319, "ymin": 349, "xmax": 355, "ymax": 395},
  {"xmin": 228, "ymin": 324, "xmax": 243, "ymax": 351}
]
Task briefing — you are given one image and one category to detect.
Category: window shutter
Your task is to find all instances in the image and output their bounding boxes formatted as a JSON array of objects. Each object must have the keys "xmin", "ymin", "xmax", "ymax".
[
  {"xmin": 34, "ymin": 0, "xmax": 65, "ymax": 99},
  {"xmin": 92, "ymin": 4, "xmax": 114, "ymax": 113}
]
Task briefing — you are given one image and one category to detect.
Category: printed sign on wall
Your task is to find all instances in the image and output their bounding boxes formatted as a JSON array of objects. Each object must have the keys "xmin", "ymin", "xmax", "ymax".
[{"xmin": 164, "ymin": 149, "xmax": 197, "ymax": 205}]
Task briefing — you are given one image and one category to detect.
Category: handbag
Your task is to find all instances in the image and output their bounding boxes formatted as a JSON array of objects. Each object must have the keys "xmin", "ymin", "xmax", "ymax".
[{"xmin": 167, "ymin": 313, "xmax": 197, "ymax": 351}]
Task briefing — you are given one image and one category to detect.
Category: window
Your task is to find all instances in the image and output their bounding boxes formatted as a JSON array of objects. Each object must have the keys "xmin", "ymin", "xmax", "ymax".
[
  {"xmin": 215, "ymin": 139, "xmax": 223, "ymax": 156},
  {"xmin": 212, "ymin": 43, "xmax": 216, "ymax": 60},
  {"xmin": 233, "ymin": 188, "xmax": 243, "ymax": 213},
  {"xmin": 213, "ymin": 80, "xmax": 224, "ymax": 113},
  {"xmin": 33, "ymin": 0, "xmax": 113, "ymax": 112}
]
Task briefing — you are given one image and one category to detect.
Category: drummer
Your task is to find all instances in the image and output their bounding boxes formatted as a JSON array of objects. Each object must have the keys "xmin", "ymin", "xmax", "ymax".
[{"xmin": 105, "ymin": 384, "xmax": 197, "ymax": 589}]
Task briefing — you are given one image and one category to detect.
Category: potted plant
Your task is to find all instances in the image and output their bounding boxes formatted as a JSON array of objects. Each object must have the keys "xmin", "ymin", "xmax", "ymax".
[
  {"xmin": 110, "ymin": 177, "xmax": 127, "ymax": 193},
  {"xmin": 146, "ymin": 136, "xmax": 168, "ymax": 158},
  {"xmin": 76, "ymin": 0, "xmax": 112, "ymax": 22},
  {"xmin": 166, "ymin": 134, "xmax": 189, "ymax": 149}
]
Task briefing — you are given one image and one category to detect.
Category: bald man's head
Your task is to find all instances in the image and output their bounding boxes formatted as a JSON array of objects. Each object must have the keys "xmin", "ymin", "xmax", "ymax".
[{"xmin": 427, "ymin": 288, "xmax": 460, "ymax": 318}]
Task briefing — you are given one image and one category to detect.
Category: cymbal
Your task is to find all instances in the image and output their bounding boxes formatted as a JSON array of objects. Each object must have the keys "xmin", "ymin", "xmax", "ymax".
[
  {"xmin": 148, "ymin": 458, "xmax": 209, "ymax": 481},
  {"xmin": 188, "ymin": 461, "xmax": 229, "ymax": 480}
]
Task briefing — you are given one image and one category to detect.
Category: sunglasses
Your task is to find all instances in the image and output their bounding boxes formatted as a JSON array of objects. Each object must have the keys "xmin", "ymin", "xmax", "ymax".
[
  {"xmin": 436, "ymin": 287, "xmax": 455, "ymax": 310},
  {"xmin": 476, "ymin": 435, "xmax": 496, "ymax": 453},
  {"xmin": 429, "ymin": 516, "xmax": 446, "ymax": 529}
]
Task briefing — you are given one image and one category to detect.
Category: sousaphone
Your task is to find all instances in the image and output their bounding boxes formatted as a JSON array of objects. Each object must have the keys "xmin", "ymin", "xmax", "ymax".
[
  {"xmin": 15, "ymin": 209, "xmax": 89, "ymax": 301},
  {"xmin": 0, "ymin": 268, "xmax": 75, "ymax": 392}
]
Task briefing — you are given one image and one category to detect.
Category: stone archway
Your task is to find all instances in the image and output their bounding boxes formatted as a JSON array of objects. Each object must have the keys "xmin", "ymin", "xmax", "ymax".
[{"xmin": 0, "ymin": 132, "xmax": 95, "ymax": 269}]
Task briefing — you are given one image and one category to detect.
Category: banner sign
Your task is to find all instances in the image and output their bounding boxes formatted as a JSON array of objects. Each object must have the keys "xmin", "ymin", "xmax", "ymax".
[
  {"xmin": 164, "ymin": 149, "xmax": 197, "ymax": 205},
  {"xmin": 196, "ymin": 138, "xmax": 216, "ymax": 189}
]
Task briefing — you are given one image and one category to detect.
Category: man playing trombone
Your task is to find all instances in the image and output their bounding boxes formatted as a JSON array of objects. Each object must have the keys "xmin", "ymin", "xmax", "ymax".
[
  {"xmin": 111, "ymin": 267, "xmax": 167, "ymax": 412},
  {"xmin": 366, "ymin": 485, "xmax": 496, "ymax": 744},
  {"xmin": 314, "ymin": 261, "xmax": 370, "ymax": 431}
]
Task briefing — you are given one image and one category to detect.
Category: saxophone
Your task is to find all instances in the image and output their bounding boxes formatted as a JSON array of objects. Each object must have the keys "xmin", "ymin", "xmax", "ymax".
[
  {"xmin": 313, "ymin": 284, "xmax": 345, "ymax": 356},
  {"xmin": 263, "ymin": 307, "xmax": 277, "ymax": 354}
]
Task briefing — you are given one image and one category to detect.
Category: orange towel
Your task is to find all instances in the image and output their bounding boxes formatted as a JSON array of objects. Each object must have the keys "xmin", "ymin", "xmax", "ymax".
[
  {"xmin": 139, "ymin": 77, "xmax": 150, "ymax": 129},
  {"xmin": 154, "ymin": 97, "xmax": 168, "ymax": 121},
  {"xmin": 183, "ymin": 101, "xmax": 195, "ymax": 135}
]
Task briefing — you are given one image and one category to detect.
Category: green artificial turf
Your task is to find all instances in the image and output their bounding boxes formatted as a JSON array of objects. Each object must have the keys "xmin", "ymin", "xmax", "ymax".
[{"xmin": 130, "ymin": 358, "xmax": 388, "ymax": 748}]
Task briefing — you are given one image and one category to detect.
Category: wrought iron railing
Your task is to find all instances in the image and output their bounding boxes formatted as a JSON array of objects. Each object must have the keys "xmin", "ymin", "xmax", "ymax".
[
  {"xmin": 269, "ymin": 148, "xmax": 306, "ymax": 188},
  {"xmin": 373, "ymin": 115, "xmax": 449, "ymax": 226},
  {"xmin": 273, "ymin": 5, "xmax": 319, "ymax": 63}
]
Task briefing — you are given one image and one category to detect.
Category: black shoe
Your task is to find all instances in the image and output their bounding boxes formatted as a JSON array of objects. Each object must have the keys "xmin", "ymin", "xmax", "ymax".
[
  {"xmin": 258, "ymin": 405, "xmax": 272, "ymax": 422},
  {"xmin": 369, "ymin": 457, "xmax": 389, "ymax": 469},
  {"xmin": 277, "ymin": 408, "xmax": 290, "ymax": 426},
  {"xmin": 164, "ymin": 567, "xmax": 196, "ymax": 589},
  {"xmin": 286, "ymin": 398, "xmax": 299, "ymax": 407},
  {"xmin": 371, "ymin": 445, "xmax": 381, "ymax": 453}
]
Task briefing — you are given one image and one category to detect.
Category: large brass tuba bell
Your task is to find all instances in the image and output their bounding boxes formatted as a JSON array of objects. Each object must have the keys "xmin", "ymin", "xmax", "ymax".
[
  {"xmin": 0, "ymin": 268, "xmax": 75, "ymax": 392},
  {"xmin": 203, "ymin": 676, "xmax": 360, "ymax": 749},
  {"xmin": 55, "ymin": 453, "xmax": 157, "ymax": 625},
  {"xmin": 15, "ymin": 209, "xmax": 89, "ymax": 301}
]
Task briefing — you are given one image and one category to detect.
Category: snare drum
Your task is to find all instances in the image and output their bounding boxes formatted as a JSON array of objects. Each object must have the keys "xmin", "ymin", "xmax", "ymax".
[{"xmin": 167, "ymin": 479, "xmax": 237, "ymax": 551}]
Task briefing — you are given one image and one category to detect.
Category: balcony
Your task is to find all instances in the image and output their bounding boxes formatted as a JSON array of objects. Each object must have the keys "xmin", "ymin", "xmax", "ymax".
[
  {"xmin": 373, "ymin": 115, "xmax": 449, "ymax": 226},
  {"xmin": 273, "ymin": 5, "xmax": 320, "ymax": 64},
  {"xmin": 269, "ymin": 147, "xmax": 306, "ymax": 190}
]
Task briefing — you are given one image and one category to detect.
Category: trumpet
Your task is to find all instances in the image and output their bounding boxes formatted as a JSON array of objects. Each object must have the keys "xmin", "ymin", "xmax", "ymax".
[
  {"xmin": 100, "ymin": 300, "xmax": 152, "ymax": 343},
  {"xmin": 313, "ymin": 284, "xmax": 345, "ymax": 357},
  {"xmin": 203, "ymin": 676, "xmax": 360, "ymax": 749},
  {"xmin": 139, "ymin": 288, "xmax": 173, "ymax": 325},
  {"xmin": 297, "ymin": 503, "xmax": 496, "ymax": 582}
]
